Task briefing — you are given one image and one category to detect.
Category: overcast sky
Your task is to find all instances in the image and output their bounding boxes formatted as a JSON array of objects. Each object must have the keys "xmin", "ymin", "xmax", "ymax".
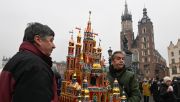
[{"xmin": 0, "ymin": 0, "xmax": 179, "ymax": 66}]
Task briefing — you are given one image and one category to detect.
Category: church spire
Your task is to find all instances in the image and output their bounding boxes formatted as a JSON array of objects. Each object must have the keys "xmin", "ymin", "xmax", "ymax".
[
  {"xmin": 139, "ymin": 7, "xmax": 151, "ymax": 24},
  {"xmin": 121, "ymin": 0, "xmax": 132, "ymax": 21},
  {"xmin": 86, "ymin": 11, "xmax": 92, "ymax": 32},
  {"xmin": 124, "ymin": 0, "xmax": 128, "ymax": 15}
]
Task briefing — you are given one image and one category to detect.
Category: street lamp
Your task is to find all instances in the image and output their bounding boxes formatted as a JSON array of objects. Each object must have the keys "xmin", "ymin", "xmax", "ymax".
[{"xmin": 108, "ymin": 47, "xmax": 113, "ymax": 65}]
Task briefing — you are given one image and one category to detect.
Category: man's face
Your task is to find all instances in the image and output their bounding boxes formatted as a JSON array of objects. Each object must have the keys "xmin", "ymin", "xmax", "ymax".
[
  {"xmin": 112, "ymin": 53, "xmax": 125, "ymax": 70},
  {"xmin": 35, "ymin": 35, "xmax": 55, "ymax": 56}
]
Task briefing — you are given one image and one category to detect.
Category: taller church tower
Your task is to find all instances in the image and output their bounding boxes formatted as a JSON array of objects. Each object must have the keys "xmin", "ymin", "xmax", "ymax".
[
  {"xmin": 137, "ymin": 8, "xmax": 156, "ymax": 78},
  {"xmin": 120, "ymin": 1, "xmax": 134, "ymax": 50},
  {"xmin": 120, "ymin": 3, "xmax": 167, "ymax": 79}
]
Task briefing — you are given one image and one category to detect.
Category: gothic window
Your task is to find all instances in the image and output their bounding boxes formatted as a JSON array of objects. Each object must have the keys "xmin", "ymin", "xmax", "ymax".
[
  {"xmin": 172, "ymin": 66, "xmax": 177, "ymax": 74},
  {"xmin": 145, "ymin": 57, "xmax": 148, "ymax": 62},
  {"xmin": 142, "ymin": 27, "xmax": 146, "ymax": 34},
  {"xmin": 171, "ymin": 52, "xmax": 174, "ymax": 56},
  {"xmin": 142, "ymin": 37, "xmax": 147, "ymax": 42},
  {"xmin": 144, "ymin": 43, "xmax": 147, "ymax": 49},
  {"xmin": 144, "ymin": 37, "xmax": 147, "ymax": 42}
]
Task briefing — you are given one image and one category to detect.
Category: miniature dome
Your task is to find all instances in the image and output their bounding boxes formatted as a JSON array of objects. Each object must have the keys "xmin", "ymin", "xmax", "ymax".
[{"xmin": 92, "ymin": 63, "xmax": 101, "ymax": 69}]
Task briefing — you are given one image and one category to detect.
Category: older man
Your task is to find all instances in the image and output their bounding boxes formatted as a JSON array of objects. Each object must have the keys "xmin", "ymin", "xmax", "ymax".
[{"xmin": 107, "ymin": 51, "xmax": 141, "ymax": 102}]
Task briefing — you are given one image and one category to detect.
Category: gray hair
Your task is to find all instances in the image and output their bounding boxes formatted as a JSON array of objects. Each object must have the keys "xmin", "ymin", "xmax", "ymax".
[{"xmin": 111, "ymin": 51, "xmax": 126, "ymax": 61}]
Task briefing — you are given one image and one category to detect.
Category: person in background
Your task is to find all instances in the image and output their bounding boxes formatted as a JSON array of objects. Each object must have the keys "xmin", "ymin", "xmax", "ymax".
[
  {"xmin": 150, "ymin": 79, "xmax": 159, "ymax": 102},
  {"xmin": 173, "ymin": 77, "xmax": 180, "ymax": 102},
  {"xmin": 0, "ymin": 22, "xmax": 58, "ymax": 102},
  {"xmin": 107, "ymin": 51, "xmax": 141, "ymax": 102},
  {"xmin": 142, "ymin": 79, "xmax": 151, "ymax": 102},
  {"xmin": 159, "ymin": 76, "xmax": 176, "ymax": 102}
]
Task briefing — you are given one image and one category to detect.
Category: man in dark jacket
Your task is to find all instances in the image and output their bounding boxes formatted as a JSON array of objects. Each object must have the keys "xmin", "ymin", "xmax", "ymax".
[
  {"xmin": 107, "ymin": 51, "xmax": 141, "ymax": 102},
  {"xmin": 0, "ymin": 22, "xmax": 58, "ymax": 102}
]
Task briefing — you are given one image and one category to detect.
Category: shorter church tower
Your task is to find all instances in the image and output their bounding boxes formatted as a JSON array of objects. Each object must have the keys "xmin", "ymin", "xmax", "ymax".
[{"xmin": 120, "ymin": 1, "xmax": 134, "ymax": 50}]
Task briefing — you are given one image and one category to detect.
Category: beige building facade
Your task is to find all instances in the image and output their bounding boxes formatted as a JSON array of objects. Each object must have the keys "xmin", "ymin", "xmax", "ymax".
[{"xmin": 168, "ymin": 39, "xmax": 180, "ymax": 78}]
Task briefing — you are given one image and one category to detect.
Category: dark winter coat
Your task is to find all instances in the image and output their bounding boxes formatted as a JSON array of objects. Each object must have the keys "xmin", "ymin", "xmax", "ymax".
[
  {"xmin": 0, "ymin": 41, "xmax": 58, "ymax": 102},
  {"xmin": 107, "ymin": 65, "xmax": 141, "ymax": 102},
  {"xmin": 159, "ymin": 83, "xmax": 176, "ymax": 102}
]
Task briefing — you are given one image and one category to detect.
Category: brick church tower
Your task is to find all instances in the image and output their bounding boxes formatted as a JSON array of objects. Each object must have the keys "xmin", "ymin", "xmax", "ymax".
[
  {"xmin": 120, "ymin": 2, "xmax": 167, "ymax": 80},
  {"xmin": 120, "ymin": 1, "xmax": 134, "ymax": 50}
]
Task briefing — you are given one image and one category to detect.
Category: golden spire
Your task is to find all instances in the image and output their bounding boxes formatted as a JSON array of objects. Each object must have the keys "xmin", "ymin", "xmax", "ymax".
[
  {"xmin": 121, "ymin": 86, "xmax": 127, "ymax": 101},
  {"xmin": 69, "ymin": 30, "xmax": 74, "ymax": 43},
  {"xmin": 76, "ymin": 27, "xmax": 81, "ymax": 37},
  {"xmin": 97, "ymin": 39, "xmax": 102, "ymax": 51}
]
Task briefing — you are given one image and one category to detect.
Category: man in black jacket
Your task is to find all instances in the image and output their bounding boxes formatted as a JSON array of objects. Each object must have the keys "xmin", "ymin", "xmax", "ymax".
[{"xmin": 0, "ymin": 22, "xmax": 58, "ymax": 102}]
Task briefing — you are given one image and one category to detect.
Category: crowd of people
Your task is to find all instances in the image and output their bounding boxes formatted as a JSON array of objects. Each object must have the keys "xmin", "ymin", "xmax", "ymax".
[{"xmin": 140, "ymin": 76, "xmax": 180, "ymax": 102}]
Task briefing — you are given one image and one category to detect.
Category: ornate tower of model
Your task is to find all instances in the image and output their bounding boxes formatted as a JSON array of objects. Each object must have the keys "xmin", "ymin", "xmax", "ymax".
[
  {"xmin": 61, "ymin": 11, "xmax": 112, "ymax": 102},
  {"xmin": 65, "ymin": 32, "xmax": 75, "ymax": 81},
  {"xmin": 83, "ymin": 11, "xmax": 96, "ymax": 64},
  {"xmin": 112, "ymin": 79, "xmax": 121, "ymax": 102},
  {"xmin": 120, "ymin": 1, "xmax": 134, "ymax": 50}
]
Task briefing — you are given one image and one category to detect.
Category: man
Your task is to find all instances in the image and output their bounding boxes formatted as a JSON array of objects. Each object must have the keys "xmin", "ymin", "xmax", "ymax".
[
  {"xmin": 0, "ymin": 22, "xmax": 58, "ymax": 102},
  {"xmin": 107, "ymin": 51, "xmax": 141, "ymax": 102}
]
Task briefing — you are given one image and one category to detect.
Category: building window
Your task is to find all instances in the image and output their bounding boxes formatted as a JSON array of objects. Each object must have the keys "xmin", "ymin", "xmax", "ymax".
[
  {"xmin": 172, "ymin": 66, "xmax": 177, "ymax": 74},
  {"xmin": 144, "ymin": 43, "xmax": 147, "ymax": 49},
  {"xmin": 171, "ymin": 52, "xmax": 174, "ymax": 56},
  {"xmin": 142, "ymin": 27, "xmax": 146, "ymax": 34},
  {"xmin": 144, "ymin": 37, "xmax": 147, "ymax": 42},
  {"xmin": 145, "ymin": 57, "xmax": 148, "ymax": 62},
  {"xmin": 172, "ymin": 59, "xmax": 175, "ymax": 64},
  {"xmin": 145, "ymin": 50, "xmax": 148, "ymax": 56},
  {"xmin": 179, "ymin": 50, "xmax": 180, "ymax": 55}
]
